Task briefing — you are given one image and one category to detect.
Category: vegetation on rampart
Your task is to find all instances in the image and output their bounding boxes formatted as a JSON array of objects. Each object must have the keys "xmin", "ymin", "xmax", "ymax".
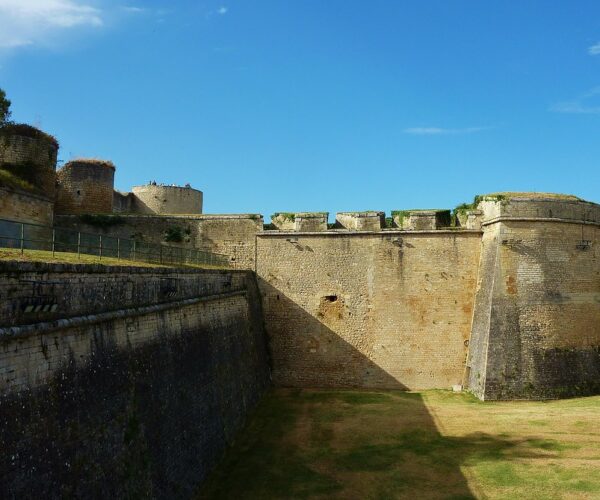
[
  {"xmin": 0, "ymin": 167, "xmax": 36, "ymax": 192},
  {"xmin": 164, "ymin": 225, "xmax": 191, "ymax": 243},
  {"xmin": 79, "ymin": 214, "xmax": 125, "ymax": 228},
  {"xmin": 0, "ymin": 162, "xmax": 49, "ymax": 194},
  {"xmin": 0, "ymin": 123, "xmax": 59, "ymax": 149},
  {"xmin": 271, "ymin": 212, "xmax": 296, "ymax": 222},
  {"xmin": 65, "ymin": 158, "xmax": 115, "ymax": 169}
]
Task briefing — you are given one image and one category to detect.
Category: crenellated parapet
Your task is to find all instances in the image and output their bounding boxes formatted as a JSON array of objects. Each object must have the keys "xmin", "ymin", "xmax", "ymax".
[
  {"xmin": 392, "ymin": 209, "xmax": 451, "ymax": 230},
  {"xmin": 265, "ymin": 208, "xmax": 474, "ymax": 232}
]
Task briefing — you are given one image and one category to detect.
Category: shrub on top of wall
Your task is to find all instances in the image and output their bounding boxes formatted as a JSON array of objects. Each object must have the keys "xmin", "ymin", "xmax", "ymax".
[
  {"xmin": 79, "ymin": 214, "xmax": 125, "ymax": 229},
  {"xmin": 65, "ymin": 158, "xmax": 115, "ymax": 169},
  {"xmin": 0, "ymin": 123, "xmax": 59, "ymax": 149}
]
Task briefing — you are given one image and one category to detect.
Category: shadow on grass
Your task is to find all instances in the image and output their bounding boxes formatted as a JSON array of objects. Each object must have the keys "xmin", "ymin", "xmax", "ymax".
[
  {"xmin": 198, "ymin": 390, "xmax": 557, "ymax": 500},
  {"xmin": 200, "ymin": 276, "xmax": 582, "ymax": 499}
]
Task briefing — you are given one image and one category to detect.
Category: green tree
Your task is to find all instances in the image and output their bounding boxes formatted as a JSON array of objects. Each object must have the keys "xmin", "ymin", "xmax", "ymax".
[{"xmin": 0, "ymin": 88, "xmax": 11, "ymax": 126}]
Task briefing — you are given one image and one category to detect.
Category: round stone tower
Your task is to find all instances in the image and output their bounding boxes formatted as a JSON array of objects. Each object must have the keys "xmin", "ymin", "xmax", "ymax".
[
  {"xmin": 131, "ymin": 184, "xmax": 203, "ymax": 214},
  {"xmin": 0, "ymin": 124, "xmax": 59, "ymax": 197},
  {"xmin": 55, "ymin": 159, "xmax": 115, "ymax": 214}
]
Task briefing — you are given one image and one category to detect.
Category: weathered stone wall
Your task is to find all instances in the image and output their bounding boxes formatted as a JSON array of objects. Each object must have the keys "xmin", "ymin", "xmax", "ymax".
[
  {"xmin": 0, "ymin": 263, "xmax": 270, "ymax": 498},
  {"xmin": 256, "ymin": 230, "xmax": 482, "ymax": 390},
  {"xmin": 466, "ymin": 217, "xmax": 600, "ymax": 400},
  {"xmin": 0, "ymin": 261, "xmax": 246, "ymax": 329},
  {"xmin": 0, "ymin": 133, "xmax": 58, "ymax": 198},
  {"xmin": 131, "ymin": 185, "xmax": 203, "ymax": 215},
  {"xmin": 54, "ymin": 214, "xmax": 263, "ymax": 270},
  {"xmin": 195, "ymin": 215, "xmax": 262, "ymax": 269},
  {"xmin": 0, "ymin": 186, "xmax": 53, "ymax": 225},
  {"xmin": 55, "ymin": 160, "xmax": 115, "ymax": 215}
]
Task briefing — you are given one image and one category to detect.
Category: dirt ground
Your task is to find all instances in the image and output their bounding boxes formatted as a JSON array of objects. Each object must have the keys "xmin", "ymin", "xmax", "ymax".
[{"xmin": 199, "ymin": 389, "xmax": 600, "ymax": 500}]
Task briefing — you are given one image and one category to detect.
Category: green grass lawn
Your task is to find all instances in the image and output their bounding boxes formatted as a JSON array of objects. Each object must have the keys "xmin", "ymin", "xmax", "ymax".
[
  {"xmin": 198, "ymin": 389, "xmax": 600, "ymax": 500},
  {"xmin": 0, "ymin": 248, "xmax": 227, "ymax": 269}
]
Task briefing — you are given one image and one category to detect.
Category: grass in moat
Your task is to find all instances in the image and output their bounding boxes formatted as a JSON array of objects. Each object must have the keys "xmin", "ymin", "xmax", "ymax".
[
  {"xmin": 0, "ymin": 248, "xmax": 227, "ymax": 269},
  {"xmin": 198, "ymin": 389, "xmax": 600, "ymax": 500}
]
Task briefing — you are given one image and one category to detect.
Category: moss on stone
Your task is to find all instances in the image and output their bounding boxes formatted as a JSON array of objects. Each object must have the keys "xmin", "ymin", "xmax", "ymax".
[
  {"xmin": 272, "ymin": 212, "xmax": 296, "ymax": 222},
  {"xmin": 0, "ymin": 162, "xmax": 48, "ymax": 194}
]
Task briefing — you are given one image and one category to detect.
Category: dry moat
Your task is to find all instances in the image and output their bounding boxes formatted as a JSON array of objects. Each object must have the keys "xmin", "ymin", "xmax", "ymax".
[
  {"xmin": 1, "ymin": 122, "xmax": 599, "ymax": 498},
  {"xmin": 200, "ymin": 389, "xmax": 600, "ymax": 500}
]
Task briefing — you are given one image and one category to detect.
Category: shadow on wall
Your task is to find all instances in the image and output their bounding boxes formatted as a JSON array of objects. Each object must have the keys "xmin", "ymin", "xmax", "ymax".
[
  {"xmin": 226, "ymin": 281, "xmax": 478, "ymax": 496},
  {"xmin": 200, "ymin": 281, "xmax": 555, "ymax": 499},
  {"xmin": 0, "ymin": 295, "xmax": 270, "ymax": 499},
  {"xmin": 258, "ymin": 278, "xmax": 410, "ymax": 389}
]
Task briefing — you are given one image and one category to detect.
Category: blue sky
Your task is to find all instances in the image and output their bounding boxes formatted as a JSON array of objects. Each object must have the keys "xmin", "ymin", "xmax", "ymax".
[{"xmin": 1, "ymin": 1, "xmax": 599, "ymax": 217}]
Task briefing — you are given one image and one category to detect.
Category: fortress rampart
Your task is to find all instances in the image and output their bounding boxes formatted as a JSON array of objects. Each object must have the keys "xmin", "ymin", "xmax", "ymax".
[
  {"xmin": 2, "ymin": 123, "xmax": 600, "ymax": 493},
  {"xmin": 466, "ymin": 195, "xmax": 600, "ymax": 400},
  {"xmin": 1, "ymin": 185, "xmax": 600, "ymax": 495},
  {"xmin": 256, "ymin": 229, "xmax": 482, "ymax": 389},
  {"xmin": 0, "ymin": 262, "xmax": 269, "ymax": 497}
]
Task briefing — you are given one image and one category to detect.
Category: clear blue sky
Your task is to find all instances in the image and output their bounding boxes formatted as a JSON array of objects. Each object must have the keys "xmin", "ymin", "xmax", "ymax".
[{"xmin": 1, "ymin": 1, "xmax": 599, "ymax": 218}]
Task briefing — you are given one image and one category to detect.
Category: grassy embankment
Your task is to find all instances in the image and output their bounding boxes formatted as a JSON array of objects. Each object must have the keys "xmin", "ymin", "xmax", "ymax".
[{"xmin": 0, "ymin": 248, "xmax": 226, "ymax": 269}]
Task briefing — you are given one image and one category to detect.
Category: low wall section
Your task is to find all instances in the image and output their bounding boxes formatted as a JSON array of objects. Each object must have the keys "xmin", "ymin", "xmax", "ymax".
[
  {"xmin": 0, "ymin": 186, "xmax": 54, "ymax": 225},
  {"xmin": 54, "ymin": 214, "xmax": 264, "ymax": 270}
]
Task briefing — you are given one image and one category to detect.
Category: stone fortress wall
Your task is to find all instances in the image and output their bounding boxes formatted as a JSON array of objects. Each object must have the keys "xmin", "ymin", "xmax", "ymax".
[
  {"xmin": 256, "ymin": 195, "xmax": 600, "ymax": 399},
  {"xmin": 0, "ymin": 262, "xmax": 269, "ymax": 497},
  {"xmin": 466, "ymin": 195, "xmax": 600, "ymax": 400},
  {"xmin": 2, "ymin": 125, "xmax": 600, "ymax": 496},
  {"xmin": 1, "ymin": 125, "xmax": 599, "ymax": 406},
  {"xmin": 256, "ymin": 230, "xmax": 482, "ymax": 390}
]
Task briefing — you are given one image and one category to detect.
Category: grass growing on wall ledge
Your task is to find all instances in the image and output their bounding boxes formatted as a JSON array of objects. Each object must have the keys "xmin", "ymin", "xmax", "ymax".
[
  {"xmin": 0, "ymin": 168, "xmax": 36, "ymax": 192},
  {"xmin": 0, "ymin": 248, "xmax": 227, "ymax": 269},
  {"xmin": 0, "ymin": 123, "xmax": 59, "ymax": 149}
]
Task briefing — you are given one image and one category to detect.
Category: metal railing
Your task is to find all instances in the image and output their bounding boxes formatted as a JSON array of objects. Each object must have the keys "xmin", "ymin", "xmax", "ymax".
[{"xmin": 0, "ymin": 218, "xmax": 230, "ymax": 268}]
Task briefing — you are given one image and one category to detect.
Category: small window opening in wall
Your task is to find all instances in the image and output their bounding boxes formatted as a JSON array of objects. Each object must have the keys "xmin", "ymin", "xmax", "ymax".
[
  {"xmin": 76, "ymin": 190, "xmax": 81, "ymax": 196},
  {"xmin": 324, "ymin": 295, "xmax": 338, "ymax": 302}
]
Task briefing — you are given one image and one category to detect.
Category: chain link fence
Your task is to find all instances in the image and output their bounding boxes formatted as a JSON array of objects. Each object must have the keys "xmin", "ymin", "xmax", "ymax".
[{"xmin": 0, "ymin": 218, "xmax": 230, "ymax": 268}]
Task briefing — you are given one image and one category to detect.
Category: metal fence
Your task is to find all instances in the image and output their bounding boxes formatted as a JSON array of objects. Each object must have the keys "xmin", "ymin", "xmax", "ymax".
[{"xmin": 0, "ymin": 218, "xmax": 230, "ymax": 268}]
